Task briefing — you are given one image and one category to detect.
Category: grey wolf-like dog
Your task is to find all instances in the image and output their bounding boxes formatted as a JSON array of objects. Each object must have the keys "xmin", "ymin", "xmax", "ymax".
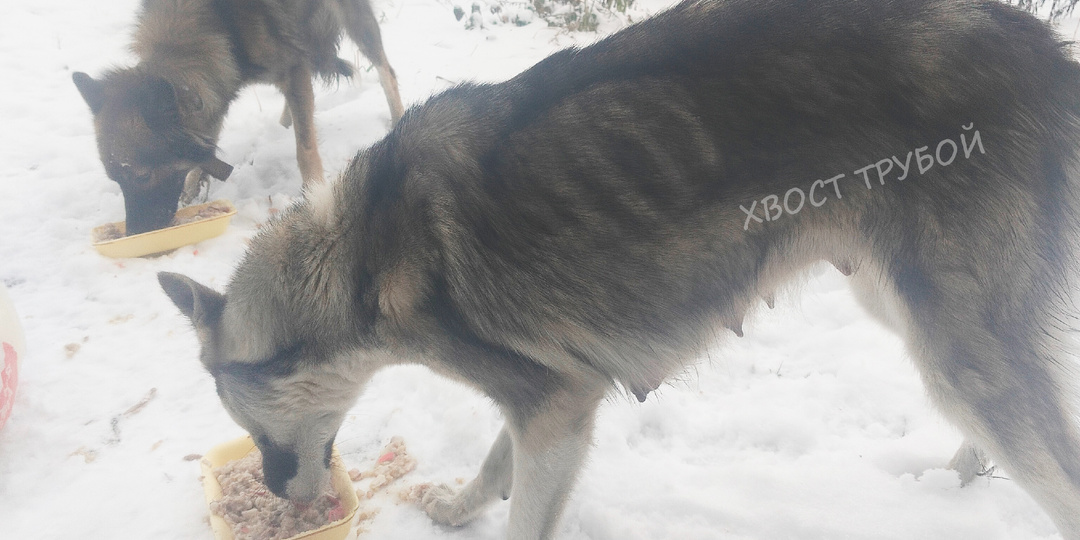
[
  {"xmin": 73, "ymin": 0, "xmax": 405, "ymax": 235},
  {"xmin": 159, "ymin": 0, "xmax": 1080, "ymax": 537}
]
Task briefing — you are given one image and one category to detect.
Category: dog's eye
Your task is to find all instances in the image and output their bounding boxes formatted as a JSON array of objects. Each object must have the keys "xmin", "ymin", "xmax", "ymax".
[
  {"xmin": 113, "ymin": 163, "xmax": 142, "ymax": 183},
  {"xmin": 120, "ymin": 163, "xmax": 154, "ymax": 184}
]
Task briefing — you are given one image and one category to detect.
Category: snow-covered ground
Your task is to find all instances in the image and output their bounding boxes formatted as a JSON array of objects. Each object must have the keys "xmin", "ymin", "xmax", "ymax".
[{"xmin": 2, "ymin": 0, "xmax": 1078, "ymax": 538}]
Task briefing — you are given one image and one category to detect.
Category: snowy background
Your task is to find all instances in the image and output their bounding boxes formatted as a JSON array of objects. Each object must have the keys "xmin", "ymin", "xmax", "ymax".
[{"xmin": 2, "ymin": 0, "xmax": 1079, "ymax": 538}]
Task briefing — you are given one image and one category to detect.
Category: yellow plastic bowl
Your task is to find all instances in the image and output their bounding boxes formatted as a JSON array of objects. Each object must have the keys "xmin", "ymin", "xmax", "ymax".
[
  {"xmin": 91, "ymin": 200, "xmax": 237, "ymax": 258},
  {"xmin": 200, "ymin": 436, "xmax": 359, "ymax": 540}
]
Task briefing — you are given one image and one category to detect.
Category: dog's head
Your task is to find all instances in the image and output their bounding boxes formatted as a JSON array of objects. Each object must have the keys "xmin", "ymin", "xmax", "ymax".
[
  {"xmin": 156, "ymin": 198, "xmax": 387, "ymax": 501},
  {"xmin": 73, "ymin": 69, "xmax": 232, "ymax": 235},
  {"xmin": 158, "ymin": 266, "xmax": 371, "ymax": 501},
  {"xmin": 158, "ymin": 137, "xmax": 439, "ymax": 499}
]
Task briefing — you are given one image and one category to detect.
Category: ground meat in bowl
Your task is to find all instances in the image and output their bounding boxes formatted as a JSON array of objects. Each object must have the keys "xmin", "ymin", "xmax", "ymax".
[
  {"xmin": 170, "ymin": 202, "xmax": 233, "ymax": 226},
  {"xmin": 209, "ymin": 448, "xmax": 344, "ymax": 540},
  {"xmin": 94, "ymin": 201, "xmax": 234, "ymax": 241}
]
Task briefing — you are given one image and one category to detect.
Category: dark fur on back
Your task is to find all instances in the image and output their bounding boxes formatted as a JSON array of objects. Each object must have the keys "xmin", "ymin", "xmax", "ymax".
[{"xmin": 334, "ymin": 0, "xmax": 1080, "ymax": 397}]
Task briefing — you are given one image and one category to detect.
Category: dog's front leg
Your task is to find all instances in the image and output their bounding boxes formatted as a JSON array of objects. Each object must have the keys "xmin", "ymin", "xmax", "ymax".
[
  {"xmin": 280, "ymin": 65, "xmax": 324, "ymax": 186},
  {"xmin": 423, "ymin": 426, "xmax": 514, "ymax": 526},
  {"xmin": 949, "ymin": 439, "xmax": 991, "ymax": 486},
  {"xmin": 180, "ymin": 167, "xmax": 209, "ymax": 206},
  {"xmin": 279, "ymin": 103, "xmax": 293, "ymax": 128},
  {"xmin": 423, "ymin": 383, "xmax": 602, "ymax": 539},
  {"xmin": 504, "ymin": 389, "xmax": 602, "ymax": 540}
]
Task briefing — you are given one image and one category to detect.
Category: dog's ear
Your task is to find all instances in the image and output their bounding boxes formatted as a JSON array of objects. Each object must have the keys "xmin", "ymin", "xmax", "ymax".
[
  {"xmin": 140, "ymin": 77, "xmax": 181, "ymax": 130},
  {"xmin": 200, "ymin": 156, "xmax": 234, "ymax": 181},
  {"xmin": 379, "ymin": 264, "xmax": 425, "ymax": 323},
  {"xmin": 72, "ymin": 72, "xmax": 105, "ymax": 114},
  {"xmin": 158, "ymin": 272, "xmax": 225, "ymax": 329},
  {"xmin": 377, "ymin": 245, "xmax": 437, "ymax": 324}
]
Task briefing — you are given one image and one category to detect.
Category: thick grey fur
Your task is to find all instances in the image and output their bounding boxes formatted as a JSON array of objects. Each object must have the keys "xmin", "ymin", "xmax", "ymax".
[{"xmin": 159, "ymin": 0, "xmax": 1080, "ymax": 537}]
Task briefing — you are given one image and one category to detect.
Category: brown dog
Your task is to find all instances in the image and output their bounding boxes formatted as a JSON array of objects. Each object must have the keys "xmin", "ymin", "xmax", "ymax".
[{"xmin": 74, "ymin": 0, "xmax": 405, "ymax": 235}]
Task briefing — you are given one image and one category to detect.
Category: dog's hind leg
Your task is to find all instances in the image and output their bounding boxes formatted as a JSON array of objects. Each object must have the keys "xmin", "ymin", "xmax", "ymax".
[
  {"xmin": 279, "ymin": 65, "xmax": 324, "ymax": 186},
  {"xmin": 422, "ymin": 426, "xmax": 514, "ymax": 526},
  {"xmin": 893, "ymin": 264, "xmax": 1080, "ymax": 538},
  {"xmin": 336, "ymin": 0, "xmax": 405, "ymax": 123},
  {"xmin": 849, "ymin": 263, "xmax": 991, "ymax": 484}
]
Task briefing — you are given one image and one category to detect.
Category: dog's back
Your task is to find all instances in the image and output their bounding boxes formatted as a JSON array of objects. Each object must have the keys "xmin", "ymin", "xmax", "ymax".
[
  {"xmin": 371, "ymin": 0, "xmax": 1080, "ymax": 399},
  {"xmin": 133, "ymin": 0, "xmax": 358, "ymax": 86}
]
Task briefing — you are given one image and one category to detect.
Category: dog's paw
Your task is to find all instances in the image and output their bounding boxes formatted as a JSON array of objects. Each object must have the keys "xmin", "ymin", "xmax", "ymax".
[
  {"xmin": 422, "ymin": 483, "xmax": 469, "ymax": 527},
  {"xmin": 180, "ymin": 169, "xmax": 209, "ymax": 206},
  {"xmin": 949, "ymin": 440, "xmax": 991, "ymax": 486}
]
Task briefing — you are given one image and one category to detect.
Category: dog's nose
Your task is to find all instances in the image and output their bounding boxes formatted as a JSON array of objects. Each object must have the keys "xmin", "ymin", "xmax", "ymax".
[
  {"xmin": 121, "ymin": 187, "xmax": 177, "ymax": 235},
  {"xmin": 259, "ymin": 440, "xmax": 299, "ymax": 499},
  {"xmin": 262, "ymin": 460, "xmax": 298, "ymax": 497},
  {"xmin": 264, "ymin": 477, "xmax": 288, "ymax": 498},
  {"xmin": 285, "ymin": 481, "xmax": 320, "ymax": 504},
  {"xmin": 124, "ymin": 209, "xmax": 174, "ymax": 235},
  {"xmin": 282, "ymin": 466, "xmax": 332, "ymax": 503}
]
